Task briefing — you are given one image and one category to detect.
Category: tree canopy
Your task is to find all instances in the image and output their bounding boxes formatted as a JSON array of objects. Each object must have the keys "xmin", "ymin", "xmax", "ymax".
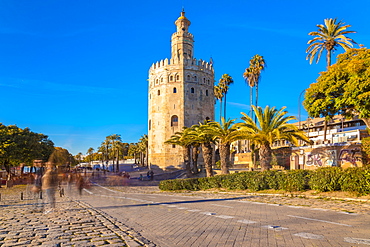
[
  {"xmin": 0, "ymin": 123, "xmax": 54, "ymax": 176},
  {"xmin": 304, "ymin": 48, "xmax": 370, "ymax": 128}
]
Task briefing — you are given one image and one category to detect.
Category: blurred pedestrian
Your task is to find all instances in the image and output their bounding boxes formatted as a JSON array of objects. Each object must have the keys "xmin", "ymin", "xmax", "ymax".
[
  {"xmin": 150, "ymin": 170, "xmax": 154, "ymax": 181},
  {"xmin": 42, "ymin": 162, "xmax": 58, "ymax": 214},
  {"xmin": 31, "ymin": 160, "xmax": 44, "ymax": 212},
  {"xmin": 76, "ymin": 174, "xmax": 85, "ymax": 196}
]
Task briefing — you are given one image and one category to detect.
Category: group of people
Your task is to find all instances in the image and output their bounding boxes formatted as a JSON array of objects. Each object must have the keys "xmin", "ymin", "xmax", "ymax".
[{"xmin": 30, "ymin": 161, "xmax": 88, "ymax": 214}]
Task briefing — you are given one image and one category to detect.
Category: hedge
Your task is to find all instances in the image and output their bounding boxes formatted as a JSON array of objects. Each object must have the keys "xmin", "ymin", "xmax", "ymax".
[{"xmin": 158, "ymin": 167, "xmax": 370, "ymax": 195}]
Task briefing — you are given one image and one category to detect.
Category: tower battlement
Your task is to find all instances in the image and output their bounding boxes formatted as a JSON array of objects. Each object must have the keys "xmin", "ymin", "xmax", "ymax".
[{"xmin": 149, "ymin": 58, "xmax": 213, "ymax": 74}]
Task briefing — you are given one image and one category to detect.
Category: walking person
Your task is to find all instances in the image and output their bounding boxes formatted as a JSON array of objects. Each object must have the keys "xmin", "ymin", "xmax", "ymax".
[
  {"xmin": 42, "ymin": 162, "xmax": 59, "ymax": 214},
  {"xmin": 31, "ymin": 160, "xmax": 44, "ymax": 213}
]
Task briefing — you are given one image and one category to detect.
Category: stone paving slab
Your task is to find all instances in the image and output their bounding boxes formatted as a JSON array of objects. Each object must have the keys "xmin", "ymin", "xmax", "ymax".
[{"xmin": 0, "ymin": 186, "xmax": 151, "ymax": 247}]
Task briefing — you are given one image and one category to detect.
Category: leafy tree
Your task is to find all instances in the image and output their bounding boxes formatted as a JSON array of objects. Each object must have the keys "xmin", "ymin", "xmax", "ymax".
[
  {"xmin": 306, "ymin": 18, "xmax": 356, "ymax": 68},
  {"xmin": 305, "ymin": 48, "xmax": 370, "ymax": 129},
  {"xmin": 49, "ymin": 147, "xmax": 74, "ymax": 167},
  {"xmin": 238, "ymin": 106, "xmax": 311, "ymax": 171},
  {"xmin": 0, "ymin": 124, "xmax": 54, "ymax": 179},
  {"xmin": 243, "ymin": 55, "xmax": 266, "ymax": 118},
  {"xmin": 106, "ymin": 134, "xmax": 122, "ymax": 172}
]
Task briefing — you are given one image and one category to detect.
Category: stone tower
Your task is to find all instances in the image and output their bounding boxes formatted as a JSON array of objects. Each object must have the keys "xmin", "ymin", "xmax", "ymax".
[{"xmin": 148, "ymin": 10, "xmax": 215, "ymax": 169}]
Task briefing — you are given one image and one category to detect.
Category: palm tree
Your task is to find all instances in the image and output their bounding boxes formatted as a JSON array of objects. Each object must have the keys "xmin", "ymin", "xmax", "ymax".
[
  {"xmin": 243, "ymin": 55, "xmax": 266, "ymax": 119},
  {"xmin": 306, "ymin": 18, "xmax": 356, "ymax": 142},
  {"xmin": 138, "ymin": 134, "xmax": 148, "ymax": 167},
  {"xmin": 206, "ymin": 118, "xmax": 243, "ymax": 174},
  {"xmin": 306, "ymin": 18, "xmax": 356, "ymax": 69},
  {"xmin": 214, "ymin": 85, "xmax": 224, "ymax": 122},
  {"xmin": 165, "ymin": 127, "xmax": 193, "ymax": 176},
  {"xmin": 238, "ymin": 106, "xmax": 311, "ymax": 171},
  {"xmin": 106, "ymin": 134, "xmax": 122, "ymax": 173},
  {"xmin": 218, "ymin": 74, "xmax": 234, "ymax": 120},
  {"xmin": 86, "ymin": 147, "xmax": 94, "ymax": 167},
  {"xmin": 189, "ymin": 121, "xmax": 217, "ymax": 177}
]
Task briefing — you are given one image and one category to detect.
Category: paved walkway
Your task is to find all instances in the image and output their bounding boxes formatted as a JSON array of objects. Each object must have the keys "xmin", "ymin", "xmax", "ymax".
[
  {"xmin": 0, "ymin": 185, "xmax": 153, "ymax": 247},
  {"xmin": 0, "ymin": 178, "xmax": 369, "ymax": 247}
]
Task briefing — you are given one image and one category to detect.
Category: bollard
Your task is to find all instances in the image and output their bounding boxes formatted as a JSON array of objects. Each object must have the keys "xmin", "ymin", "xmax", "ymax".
[{"xmin": 21, "ymin": 192, "xmax": 23, "ymax": 200}]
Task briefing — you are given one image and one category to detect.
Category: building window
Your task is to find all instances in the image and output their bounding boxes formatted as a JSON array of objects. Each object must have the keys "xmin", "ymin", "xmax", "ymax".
[
  {"xmin": 171, "ymin": 115, "xmax": 179, "ymax": 127},
  {"xmin": 206, "ymin": 90, "xmax": 208, "ymax": 96},
  {"xmin": 187, "ymin": 75, "xmax": 190, "ymax": 81},
  {"xmin": 176, "ymin": 75, "xmax": 180, "ymax": 80},
  {"xmin": 156, "ymin": 79, "xmax": 159, "ymax": 84},
  {"xmin": 191, "ymin": 88, "xmax": 194, "ymax": 93},
  {"xmin": 203, "ymin": 78, "xmax": 206, "ymax": 83},
  {"xmin": 173, "ymin": 87, "xmax": 177, "ymax": 93},
  {"xmin": 149, "ymin": 120, "xmax": 151, "ymax": 130},
  {"xmin": 158, "ymin": 90, "xmax": 160, "ymax": 95},
  {"xmin": 161, "ymin": 78, "xmax": 163, "ymax": 82},
  {"xmin": 170, "ymin": 75, "xmax": 173, "ymax": 81},
  {"xmin": 172, "ymin": 144, "xmax": 176, "ymax": 148},
  {"xmin": 194, "ymin": 76, "xmax": 197, "ymax": 81}
]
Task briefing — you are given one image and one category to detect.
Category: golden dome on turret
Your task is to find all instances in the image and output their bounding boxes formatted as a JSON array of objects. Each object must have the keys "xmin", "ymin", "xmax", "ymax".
[{"xmin": 177, "ymin": 11, "xmax": 188, "ymax": 20}]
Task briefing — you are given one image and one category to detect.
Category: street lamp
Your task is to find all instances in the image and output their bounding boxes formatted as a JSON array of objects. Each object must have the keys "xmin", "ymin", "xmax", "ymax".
[{"xmin": 298, "ymin": 89, "xmax": 306, "ymax": 130}]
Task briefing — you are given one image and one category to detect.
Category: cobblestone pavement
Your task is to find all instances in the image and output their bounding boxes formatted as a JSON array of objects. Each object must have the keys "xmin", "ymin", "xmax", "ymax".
[
  {"xmin": 0, "ymin": 185, "xmax": 153, "ymax": 247},
  {"xmin": 1, "ymin": 182, "xmax": 369, "ymax": 247}
]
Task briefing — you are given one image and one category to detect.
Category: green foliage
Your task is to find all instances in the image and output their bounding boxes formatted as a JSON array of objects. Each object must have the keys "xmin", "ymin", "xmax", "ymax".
[
  {"xmin": 280, "ymin": 170, "xmax": 311, "ymax": 192},
  {"xmin": 309, "ymin": 167, "xmax": 343, "ymax": 192},
  {"xmin": 304, "ymin": 48, "xmax": 370, "ymax": 128},
  {"xmin": 361, "ymin": 137, "xmax": 370, "ymax": 165},
  {"xmin": 0, "ymin": 123, "xmax": 54, "ymax": 173},
  {"xmin": 340, "ymin": 167, "xmax": 370, "ymax": 195},
  {"xmin": 159, "ymin": 167, "xmax": 370, "ymax": 195}
]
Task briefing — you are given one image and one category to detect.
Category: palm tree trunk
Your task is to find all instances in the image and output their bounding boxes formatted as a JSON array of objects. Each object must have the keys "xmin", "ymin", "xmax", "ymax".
[
  {"xmin": 362, "ymin": 118, "xmax": 370, "ymax": 129},
  {"xmin": 250, "ymin": 87, "xmax": 253, "ymax": 118},
  {"xmin": 224, "ymin": 93, "xmax": 227, "ymax": 120},
  {"xmin": 219, "ymin": 143, "xmax": 230, "ymax": 174},
  {"xmin": 323, "ymin": 120, "xmax": 328, "ymax": 142},
  {"xmin": 259, "ymin": 144, "xmax": 272, "ymax": 171},
  {"xmin": 255, "ymin": 84, "xmax": 258, "ymax": 122},
  {"xmin": 219, "ymin": 99, "xmax": 223, "ymax": 122},
  {"xmin": 192, "ymin": 146, "xmax": 199, "ymax": 173},
  {"xmin": 183, "ymin": 146, "xmax": 192, "ymax": 177},
  {"xmin": 201, "ymin": 143, "xmax": 213, "ymax": 177}
]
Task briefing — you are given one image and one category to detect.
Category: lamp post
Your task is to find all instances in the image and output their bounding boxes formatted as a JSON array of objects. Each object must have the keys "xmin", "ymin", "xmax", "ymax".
[{"xmin": 298, "ymin": 89, "xmax": 306, "ymax": 130}]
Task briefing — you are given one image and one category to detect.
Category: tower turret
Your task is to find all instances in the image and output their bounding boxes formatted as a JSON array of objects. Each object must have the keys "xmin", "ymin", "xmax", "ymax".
[{"xmin": 171, "ymin": 10, "xmax": 194, "ymax": 63}]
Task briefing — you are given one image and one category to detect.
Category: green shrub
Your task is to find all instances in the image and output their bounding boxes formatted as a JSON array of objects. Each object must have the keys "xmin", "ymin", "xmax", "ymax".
[
  {"xmin": 309, "ymin": 167, "xmax": 343, "ymax": 192},
  {"xmin": 280, "ymin": 170, "xmax": 311, "ymax": 192},
  {"xmin": 340, "ymin": 167, "xmax": 370, "ymax": 195}
]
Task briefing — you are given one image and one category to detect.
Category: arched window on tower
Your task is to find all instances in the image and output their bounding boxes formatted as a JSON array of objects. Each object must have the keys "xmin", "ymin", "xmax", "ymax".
[
  {"xmin": 149, "ymin": 120, "xmax": 151, "ymax": 130},
  {"xmin": 176, "ymin": 75, "xmax": 180, "ymax": 81},
  {"xmin": 203, "ymin": 78, "xmax": 206, "ymax": 83},
  {"xmin": 206, "ymin": 90, "xmax": 209, "ymax": 96},
  {"xmin": 191, "ymin": 88, "xmax": 194, "ymax": 93},
  {"xmin": 170, "ymin": 75, "xmax": 173, "ymax": 81},
  {"xmin": 171, "ymin": 115, "xmax": 178, "ymax": 127},
  {"xmin": 194, "ymin": 76, "xmax": 197, "ymax": 81},
  {"xmin": 187, "ymin": 75, "xmax": 190, "ymax": 81},
  {"xmin": 173, "ymin": 87, "xmax": 177, "ymax": 93},
  {"xmin": 161, "ymin": 78, "xmax": 163, "ymax": 82},
  {"xmin": 158, "ymin": 90, "xmax": 160, "ymax": 96}
]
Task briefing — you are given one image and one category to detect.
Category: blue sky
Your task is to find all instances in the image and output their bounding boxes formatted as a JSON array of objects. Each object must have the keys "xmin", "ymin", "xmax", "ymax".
[{"xmin": 1, "ymin": 0, "xmax": 369, "ymax": 155}]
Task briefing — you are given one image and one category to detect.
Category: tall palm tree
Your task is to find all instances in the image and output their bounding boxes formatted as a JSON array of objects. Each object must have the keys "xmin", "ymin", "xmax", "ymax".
[
  {"xmin": 238, "ymin": 106, "xmax": 311, "ymax": 171},
  {"xmin": 206, "ymin": 118, "xmax": 243, "ymax": 174},
  {"xmin": 306, "ymin": 18, "xmax": 356, "ymax": 69},
  {"xmin": 214, "ymin": 85, "xmax": 224, "ymax": 122},
  {"xmin": 243, "ymin": 55, "xmax": 266, "ymax": 119},
  {"xmin": 218, "ymin": 74, "xmax": 234, "ymax": 120},
  {"xmin": 105, "ymin": 134, "xmax": 122, "ymax": 172}
]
